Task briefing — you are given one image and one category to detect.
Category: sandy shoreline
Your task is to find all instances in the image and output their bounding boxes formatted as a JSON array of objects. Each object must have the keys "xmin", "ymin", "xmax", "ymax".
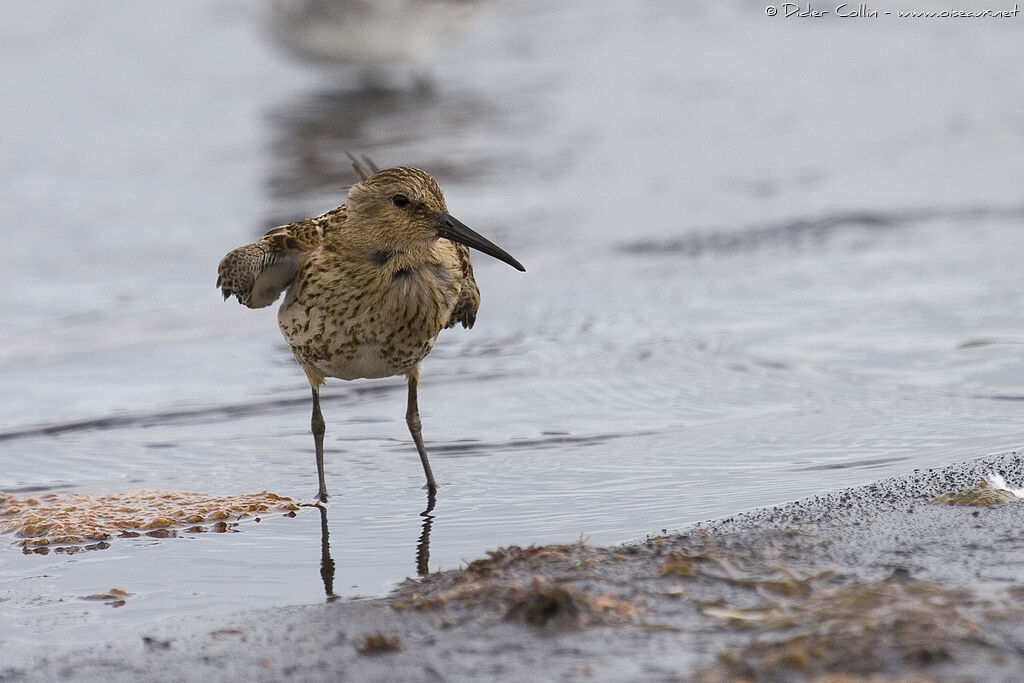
[{"xmin": 6, "ymin": 450, "xmax": 1024, "ymax": 682}]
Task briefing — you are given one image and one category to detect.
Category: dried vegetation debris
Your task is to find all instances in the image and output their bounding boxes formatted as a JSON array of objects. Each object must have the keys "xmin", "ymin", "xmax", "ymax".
[
  {"xmin": 650, "ymin": 533, "xmax": 1024, "ymax": 680},
  {"xmin": 658, "ymin": 545, "xmax": 836, "ymax": 599},
  {"xmin": 390, "ymin": 525, "xmax": 1024, "ymax": 679},
  {"xmin": 711, "ymin": 578, "xmax": 1024, "ymax": 680},
  {"xmin": 931, "ymin": 477, "xmax": 1019, "ymax": 506},
  {"xmin": 80, "ymin": 587, "xmax": 133, "ymax": 608},
  {"xmin": 394, "ymin": 544, "xmax": 643, "ymax": 629},
  {"xmin": 356, "ymin": 632, "xmax": 403, "ymax": 655},
  {"xmin": 0, "ymin": 489, "xmax": 299, "ymax": 552}
]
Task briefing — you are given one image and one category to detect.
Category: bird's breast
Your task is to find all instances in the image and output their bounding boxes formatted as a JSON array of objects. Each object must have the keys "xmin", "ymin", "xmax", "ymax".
[{"xmin": 277, "ymin": 252, "xmax": 463, "ymax": 381}]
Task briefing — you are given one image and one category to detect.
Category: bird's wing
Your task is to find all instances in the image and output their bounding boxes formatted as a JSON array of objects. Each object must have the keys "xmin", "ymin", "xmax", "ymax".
[
  {"xmin": 217, "ymin": 219, "xmax": 323, "ymax": 308},
  {"xmin": 445, "ymin": 243, "xmax": 480, "ymax": 329}
]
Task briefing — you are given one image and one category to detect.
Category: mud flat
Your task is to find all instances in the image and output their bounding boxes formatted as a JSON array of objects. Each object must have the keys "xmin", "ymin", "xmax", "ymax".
[{"xmin": 7, "ymin": 450, "xmax": 1024, "ymax": 682}]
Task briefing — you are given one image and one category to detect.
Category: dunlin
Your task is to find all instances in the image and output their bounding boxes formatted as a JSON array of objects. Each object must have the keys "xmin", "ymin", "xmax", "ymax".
[{"xmin": 217, "ymin": 158, "xmax": 524, "ymax": 501}]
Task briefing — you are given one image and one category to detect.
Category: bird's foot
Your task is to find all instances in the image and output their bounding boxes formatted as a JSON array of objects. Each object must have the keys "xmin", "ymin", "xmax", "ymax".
[{"xmin": 300, "ymin": 492, "xmax": 328, "ymax": 508}]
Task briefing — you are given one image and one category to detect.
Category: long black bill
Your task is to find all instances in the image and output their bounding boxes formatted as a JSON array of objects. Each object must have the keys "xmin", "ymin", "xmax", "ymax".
[{"xmin": 438, "ymin": 212, "xmax": 526, "ymax": 272}]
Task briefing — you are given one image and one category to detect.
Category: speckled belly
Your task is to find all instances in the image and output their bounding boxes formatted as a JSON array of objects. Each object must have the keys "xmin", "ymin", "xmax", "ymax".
[
  {"xmin": 278, "ymin": 301, "xmax": 440, "ymax": 382},
  {"xmin": 313, "ymin": 337, "xmax": 436, "ymax": 380}
]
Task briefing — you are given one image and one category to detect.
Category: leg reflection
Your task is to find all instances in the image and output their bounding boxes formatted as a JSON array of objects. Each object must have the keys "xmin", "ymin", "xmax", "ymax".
[
  {"xmin": 416, "ymin": 488, "xmax": 436, "ymax": 577},
  {"xmin": 318, "ymin": 503, "xmax": 338, "ymax": 602}
]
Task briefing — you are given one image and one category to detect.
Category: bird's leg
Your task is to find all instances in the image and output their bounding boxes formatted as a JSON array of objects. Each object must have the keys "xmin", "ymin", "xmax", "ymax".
[
  {"xmin": 405, "ymin": 369, "xmax": 437, "ymax": 492},
  {"xmin": 311, "ymin": 386, "xmax": 328, "ymax": 502}
]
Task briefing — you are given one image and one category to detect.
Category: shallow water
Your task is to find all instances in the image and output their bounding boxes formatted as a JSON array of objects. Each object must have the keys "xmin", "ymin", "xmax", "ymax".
[{"xmin": 2, "ymin": 0, "xmax": 1024, "ymax": 664}]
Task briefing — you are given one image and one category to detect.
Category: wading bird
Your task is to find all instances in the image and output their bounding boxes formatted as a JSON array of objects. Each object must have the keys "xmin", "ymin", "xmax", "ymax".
[{"xmin": 217, "ymin": 158, "xmax": 524, "ymax": 501}]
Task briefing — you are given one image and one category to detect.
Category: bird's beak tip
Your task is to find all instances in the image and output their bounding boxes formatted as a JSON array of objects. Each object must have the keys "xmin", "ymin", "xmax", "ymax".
[{"xmin": 438, "ymin": 213, "xmax": 525, "ymax": 273}]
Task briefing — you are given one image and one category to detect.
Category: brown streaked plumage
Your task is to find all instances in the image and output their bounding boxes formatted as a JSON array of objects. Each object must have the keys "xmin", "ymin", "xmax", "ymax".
[{"xmin": 217, "ymin": 159, "xmax": 524, "ymax": 501}]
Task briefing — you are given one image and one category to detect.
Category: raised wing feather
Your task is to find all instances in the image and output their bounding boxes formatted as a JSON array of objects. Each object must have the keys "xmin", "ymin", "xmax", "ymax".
[
  {"xmin": 217, "ymin": 219, "xmax": 323, "ymax": 309},
  {"xmin": 445, "ymin": 242, "xmax": 480, "ymax": 329}
]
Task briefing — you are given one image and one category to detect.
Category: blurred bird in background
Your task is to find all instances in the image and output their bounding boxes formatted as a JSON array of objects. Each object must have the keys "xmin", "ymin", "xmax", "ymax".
[{"xmin": 262, "ymin": 0, "xmax": 488, "ymax": 88}]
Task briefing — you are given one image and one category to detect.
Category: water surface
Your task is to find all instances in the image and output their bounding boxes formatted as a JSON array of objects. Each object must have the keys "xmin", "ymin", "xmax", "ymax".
[{"xmin": 1, "ymin": 0, "xmax": 1023, "ymax": 664}]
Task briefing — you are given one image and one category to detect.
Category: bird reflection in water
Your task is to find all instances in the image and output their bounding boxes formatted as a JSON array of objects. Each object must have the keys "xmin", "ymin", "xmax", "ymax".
[
  {"xmin": 416, "ymin": 488, "xmax": 436, "ymax": 577},
  {"xmin": 264, "ymin": 87, "xmax": 494, "ymax": 218},
  {"xmin": 315, "ymin": 489, "xmax": 437, "ymax": 601},
  {"xmin": 316, "ymin": 503, "xmax": 339, "ymax": 601}
]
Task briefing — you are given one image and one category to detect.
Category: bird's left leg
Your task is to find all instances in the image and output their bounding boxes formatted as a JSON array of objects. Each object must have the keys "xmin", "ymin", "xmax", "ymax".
[
  {"xmin": 405, "ymin": 366, "xmax": 437, "ymax": 492},
  {"xmin": 311, "ymin": 385, "xmax": 328, "ymax": 502}
]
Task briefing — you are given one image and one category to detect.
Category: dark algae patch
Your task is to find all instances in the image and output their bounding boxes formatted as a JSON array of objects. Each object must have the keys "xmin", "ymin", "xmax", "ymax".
[
  {"xmin": 394, "ymin": 544, "xmax": 643, "ymax": 629},
  {"xmin": 355, "ymin": 632, "xmax": 402, "ymax": 654}
]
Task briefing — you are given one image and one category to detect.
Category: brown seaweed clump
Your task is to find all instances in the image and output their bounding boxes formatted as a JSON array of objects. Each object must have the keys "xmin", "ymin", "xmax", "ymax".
[
  {"xmin": 355, "ymin": 633, "xmax": 403, "ymax": 655},
  {"xmin": 654, "ymin": 535, "xmax": 1024, "ymax": 680},
  {"xmin": 931, "ymin": 479, "xmax": 1018, "ymax": 506},
  {"xmin": 0, "ymin": 489, "xmax": 298, "ymax": 553},
  {"xmin": 712, "ymin": 580, "xmax": 1004, "ymax": 679},
  {"xmin": 394, "ymin": 544, "xmax": 642, "ymax": 629},
  {"xmin": 80, "ymin": 587, "xmax": 133, "ymax": 608}
]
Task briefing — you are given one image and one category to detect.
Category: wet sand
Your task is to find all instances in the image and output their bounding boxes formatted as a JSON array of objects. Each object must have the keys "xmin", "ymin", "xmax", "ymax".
[{"xmin": 7, "ymin": 449, "xmax": 1023, "ymax": 682}]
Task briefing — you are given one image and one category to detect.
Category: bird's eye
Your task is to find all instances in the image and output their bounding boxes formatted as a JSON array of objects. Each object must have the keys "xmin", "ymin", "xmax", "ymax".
[{"xmin": 392, "ymin": 194, "xmax": 410, "ymax": 208}]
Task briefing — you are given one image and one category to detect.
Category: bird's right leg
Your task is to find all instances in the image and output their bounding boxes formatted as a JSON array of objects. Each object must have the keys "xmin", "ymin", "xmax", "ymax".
[
  {"xmin": 405, "ymin": 368, "xmax": 437, "ymax": 493},
  {"xmin": 311, "ymin": 386, "xmax": 328, "ymax": 502}
]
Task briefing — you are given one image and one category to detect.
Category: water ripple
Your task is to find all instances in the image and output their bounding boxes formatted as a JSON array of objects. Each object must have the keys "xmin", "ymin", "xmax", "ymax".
[{"xmin": 619, "ymin": 205, "xmax": 1024, "ymax": 257}]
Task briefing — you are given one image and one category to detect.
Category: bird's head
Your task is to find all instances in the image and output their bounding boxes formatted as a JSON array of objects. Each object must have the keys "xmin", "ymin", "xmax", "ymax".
[{"xmin": 347, "ymin": 166, "xmax": 525, "ymax": 272}]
